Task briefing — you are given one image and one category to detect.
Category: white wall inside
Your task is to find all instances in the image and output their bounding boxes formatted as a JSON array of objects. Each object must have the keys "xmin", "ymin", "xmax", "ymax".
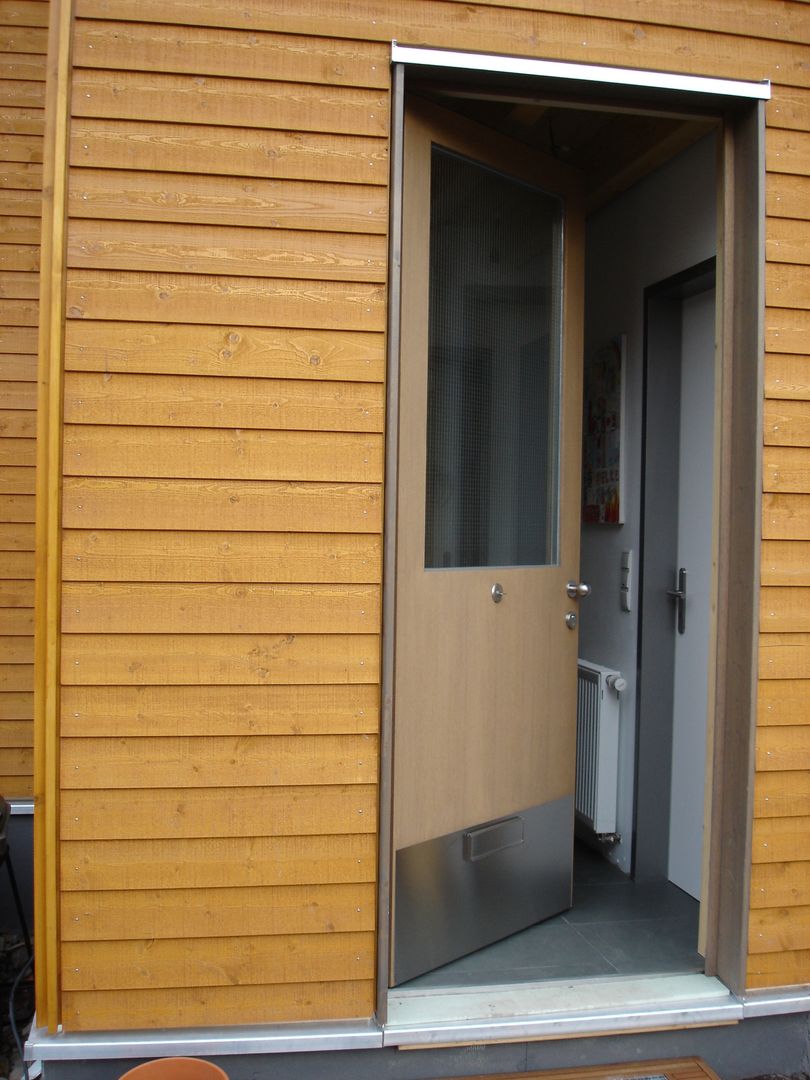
[{"xmin": 579, "ymin": 134, "xmax": 717, "ymax": 873}]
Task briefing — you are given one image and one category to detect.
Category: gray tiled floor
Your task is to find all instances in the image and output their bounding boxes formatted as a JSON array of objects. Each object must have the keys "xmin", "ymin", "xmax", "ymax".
[{"xmin": 401, "ymin": 843, "xmax": 702, "ymax": 989}]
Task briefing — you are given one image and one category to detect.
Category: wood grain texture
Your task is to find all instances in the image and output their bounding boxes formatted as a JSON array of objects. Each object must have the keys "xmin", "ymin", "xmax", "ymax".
[
  {"xmin": 68, "ymin": 169, "xmax": 388, "ymax": 233},
  {"xmin": 750, "ymin": 905, "xmax": 810, "ymax": 954},
  {"xmin": 72, "ymin": 0, "xmax": 810, "ymax": 86},
  {"xmin": 62, "ymin": 930, "xmax": 375, "ymax": 989},
  {"xmin": 61, "ymin": 784, "xmax": 378, "ymax": 839},
  {"xmin": 61, "ymin": 477, "xmax": 381, "ymax": 533},
  {"xmin": 61, "ymin": 632, "xmax": 380, "ymax": 685},
  {"xmin": 62, "ymin": 425, "xmax": 383, "ymax": 483},
  {"xmin": 755, "ymin": 770, "xmax": 810, "ymax": 818},
  {"xmin": 67, "ymin": 218, "xmax": 387, "ymax": 282},
  {"xmin": 71, "ymin": 120, "xmax": 389, "ymax": 185},
  {"xmin": 60, "ymin": 682, "xmax": 379, "ymax": 737},
  {"xmin": 767, "ymin": 174, "xmax": 810, "ymax": 219},
  {"xmin": 62, "ymin": 371, "xmax": 384, "ymax": 431},
  {"xmin": 61, "ymin": 832, "xmax": 376, "ymax": 891},
  {"xmin": 758, "ymin": 677, "xmax": 810, "ymax": 723},
  {"xmin": 753, "ymin": 816, "xmax": 810, "ymax": 863},
  {"xmin": 61, "ymin": 581, "xmax": 380, "ymax": 633},
  {"xmin": 61, "ymin": 881, "xmax": 376, "ymax": 940},
  {"xmin": 72, "ymin": 22, "xmax": 388, "ymax": 88},
  {"xmin": 64, "ymin": 321, "xmax": 384, "ymax": 382},
  {"xmin": 751, "ymin": 862, "xmax": 810, "ymax": 909},
  {"xmin": 61, "ymin": 733, "xmax": 378, "ymax": 788},
  {"xmin": 71, "ymin": 70, "xmax": 388, "ymax": 138},
  {"xmin": 756, "ymin": 724, "xmax": 810, "ymax": 770},
  {"xmin": 61, "ymin": 529, "xmax": 381, "ymax": 584},
  {"xmin": 766, "ymin": 353, "xmax": 810, "ymax": 399},
  {"xmin": 747, "ymin": 949, "xmax": 810, "ymax": 989},
  {"xmin": 61, "ymin": 979, "xmax": 375, "ymax": 1030},
  {"xmin": 65, "ymin": 271, "xmax": 387, "ymax": 332}
]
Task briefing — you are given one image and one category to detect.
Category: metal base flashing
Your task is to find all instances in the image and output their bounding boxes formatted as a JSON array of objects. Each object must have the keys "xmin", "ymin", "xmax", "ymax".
[
  {"xmin": 25, "ymin": 1019, "xmax": 383, "ymax": 1062},
  {"xmin": 742, "ymin": 986, "xmax": 810, "ymax": 1018}
]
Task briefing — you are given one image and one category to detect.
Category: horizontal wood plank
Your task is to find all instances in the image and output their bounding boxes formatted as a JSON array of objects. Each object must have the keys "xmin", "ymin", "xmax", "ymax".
[
  {"xmin": 61, "ymin": 783, "xmax": 378, "ymax": 839},
  {"xmin": 72, "ymin": 70, "xmax": 388, "ymax": 138},
  {"xmin": 0, "ymin": 26, "xmax": 46, "ymax": 53},
  {"xmin": 750, "ymin": 905, "xmax": 810, "ymax": 954},
  {"xmin": 0, "ymin": 634, "xmax": 31, "ymax": 661},
  {"xmin": 0, "ymin": 663, "xmax": 32, "ymax": 691},
  {"xmin": 62, "ymin": 930, "xmax": 375, "ymax": 990},
  {"xmin": 767, "ymin": 174, "xmax": 810, "ymax": 220},
  {"xmin": 0, "ymin": 185, "xmax": 42, "ymax": 213},
  {"xmin": 61, "ymin": 881, "xmax": 376, "ymax": 940},
  {"xmin": 62, "ymin": 477, "xmax": 381, "ymax": 533},
  {"xmin": 747, "ymin": 950, "xmax": 810, "ymax": 990},
  {"xmin": 768, "ymin": 128, "xmax": 810, "ymax": 176},
  {"xmin": 762, "ymin": 585, "xmax": 810, "ymax": 631},
  {"xmin": 0, "ymin": 2, "xmax": 49, "ymax": 29},
  {"xmin": 766, "ymin": 307, "xmax": 810, "ymax": 354},
  {"xmin": 752, "ymin": 816, "xmax": 810, "ymax": 863},
  {"xmin": 0, "ymin": 245, "xmax": 40, "ymax": 271},
  {"xmin": 751, "ymin": 862, "xmax": 810, "ymax": 909},
  {"xmin": 0, "ymin": 745, "xmax": 31, "ymax": 773},
  {"xmin": 61, "ymin": 529, "xmax": 381, "ymax": 584},
  {"xmin": 0, "ymin": 691, "xmax": 32, "ymax": 719},
  {"xmin": 60, "ymin": 978, "xmax": 374, "ymax": 1030},
  {"xmin": 0, "ymin": 356, "xmax": 37, "ymax": 380},
  {"xmin": 0, "ymin": 550, "xmax": 34, "ymax": 576},
  {"xmin": 61, "ymin": 733, "xmax": 378, "ymax": 788},
  {"xmin": 0, "ymin": 492, "xmax": 34, "ymax": 520},
  {"xmin": 60, "ymin": 682, "xmax": 379, "ymax": 737},
  {"xmin": 64, "ymin": 321, "xmax": 384, "ymax": 382},
  {"xmin": 61, "ymin": 831, "xmax": 376, "ymax": 891},
  {"xmin": 71, "ymin": 0, "xmax": 810, "ymax": 88},
  {"xmin": 0, "ymin": 464, "xmax": 34, "ymax": 493},
  {"xmin": 61, "ymin": 580, "xmax": 380, "ymax": 634},
  {"xmin": 758, "ymin": 678, "xmax": 810, "ymax": 723},
  {"xmin": 768, "ymin": 220, "xmax": 810, "ymax": 268},
  {"xmin": 68, "ymin": 169, "xmax": 388, "ymax": 233},
  {"xmin": 755, "ymin": 770, "xmax": 810, "ymax": 817},
  {"xmin": 765, "ymin": 353, "xmax": 810, "ymax": 399},
  {"xmin": 65, "ymin": 271, "xmax": 387, "ymax": 332},
  {"xmin": 0, "ymin": 161, "xmax": 41, "ymax": 189},
  {"xmin": 756, "ymin": 724, "xmax": 810, "ymax": 770},
  {"xmin": 0, "ymin": 607, "xmax": 32, "ymax": 633},
  {"xmin": 0, "ymin": 718, "xmax": 31, "ymax": 747},
  {"xmin": 71, "ymin": 120, "xmax": 388, "ymax": 185},
  {"xmin": 67, "ymin": 218, "xmax": 387, "ymax": 282},
  {"xmin": 765, "ymin": 403, "xmax": 810, "ymax": 448},
  {"xmin": 61, "ymin": 632, "xmax": 380, "ymax": 685},
  {"xmin": 0, "ymin": 576, "xmax": 32, "ymax": 603},
  {"xmin": 0, "ymin": 269, "xmax": 39, "ymax": 298},
  {"xmin": 0, "ymin": 436, "xmax": 35, "ymax": 465},
  {"xmin": 63, "ymin": 425, "xmax": 383, "ymax": 483},
  {"xmin": 763, "ymin": 492, "xmax": 810, "ymax": 541},
  {"xmin": 63, "ymin": 371, "xmax": 384, "ymax": 432},
  {"xmin": 0, "ymin": 522, "xmax": 34, "ymax": 549},
  {"xmin": 72, "ymin": 22, "xmax": 388, "ymax": 89}
]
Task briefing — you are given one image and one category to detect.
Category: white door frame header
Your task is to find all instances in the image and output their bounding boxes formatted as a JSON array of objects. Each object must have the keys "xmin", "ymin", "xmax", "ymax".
[{"xmin": 391, "ymin": 42, "xmax": 771, "ymax": 101}]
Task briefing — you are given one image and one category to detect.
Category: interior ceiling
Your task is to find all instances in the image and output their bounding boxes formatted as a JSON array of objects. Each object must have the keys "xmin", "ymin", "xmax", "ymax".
[{"xmin": 411, "ymin": 83, "xmax": 717, "ymax": 215}]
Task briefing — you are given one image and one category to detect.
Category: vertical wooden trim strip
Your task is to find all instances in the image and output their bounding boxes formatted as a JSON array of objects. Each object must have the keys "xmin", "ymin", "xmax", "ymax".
[
  {"xmin": 377, "ymin": 58, "xmax": 403, "ymax": 1021},
  {"xmin": 705, "ymin": 101, "xmax": 764, "ymax": 995},
  {"xmin": 35, "ymin": 0, "xmax": 74, "ymax": 1032}
]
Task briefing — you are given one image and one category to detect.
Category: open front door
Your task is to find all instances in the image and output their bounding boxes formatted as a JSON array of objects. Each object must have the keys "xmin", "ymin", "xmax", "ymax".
[{"xmin": 391, "ymin": 101, "xmax": 585, "ymax": 985}]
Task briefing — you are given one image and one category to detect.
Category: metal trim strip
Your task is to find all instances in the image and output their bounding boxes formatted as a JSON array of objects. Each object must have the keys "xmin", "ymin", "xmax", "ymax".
[
  {"xmin": 10, "ymin": 800, "xmax": 34, "ymax": 815},
  {"xmin": 26, "ymin": 1020, "xmax": 384, "ymax": 1062},
  {"xmin": 390, "ymin": 43, "xmax": 771, "ymax": 100},
  {"xmin": 742, "ymin": 989, "xmax": 810, "ymax": 1018}
]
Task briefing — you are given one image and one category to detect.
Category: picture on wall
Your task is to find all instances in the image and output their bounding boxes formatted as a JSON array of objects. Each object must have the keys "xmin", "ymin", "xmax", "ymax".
[{"xmin": 582, "ymin": 333, "xmax": 625, "ymax": 525}]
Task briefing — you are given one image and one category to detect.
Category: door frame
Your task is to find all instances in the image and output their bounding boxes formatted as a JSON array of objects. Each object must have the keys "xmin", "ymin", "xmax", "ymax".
[
  {"xmin": 378, "ymin": 53, "xmax": 765, "ymax": 1023},
  {"xmin": 635, "ymin": 258, "xmax": 717, "ymax": 905}
]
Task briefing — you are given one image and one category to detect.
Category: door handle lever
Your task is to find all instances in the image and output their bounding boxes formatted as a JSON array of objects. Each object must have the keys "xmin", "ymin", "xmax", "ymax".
[{"xmin": 667, "ymin": 567, "xmax": 687, "ymax": 634}]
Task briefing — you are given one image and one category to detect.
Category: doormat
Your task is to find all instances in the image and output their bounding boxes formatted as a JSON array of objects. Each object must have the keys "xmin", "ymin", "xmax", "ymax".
[{"xmin": 445, "ymin": 1056, "xmax": 720, "ymax": 1080}]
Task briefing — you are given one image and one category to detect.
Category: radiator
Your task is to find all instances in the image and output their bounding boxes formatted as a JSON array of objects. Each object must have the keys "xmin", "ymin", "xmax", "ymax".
[{"xmin": 575, "ymin": 660, "xmax": 624, "ymax": 837}]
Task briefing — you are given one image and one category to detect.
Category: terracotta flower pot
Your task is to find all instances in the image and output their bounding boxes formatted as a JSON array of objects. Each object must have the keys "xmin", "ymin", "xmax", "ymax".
[{"xmin": 119, "ymin": 1058, "xmax": 229, "ymax": 1079}]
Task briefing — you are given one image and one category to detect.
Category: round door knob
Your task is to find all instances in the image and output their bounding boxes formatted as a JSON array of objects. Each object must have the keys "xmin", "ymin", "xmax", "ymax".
[{"xmin": 566, "ymin": 580, "xmax": 591, "ymax": 599}]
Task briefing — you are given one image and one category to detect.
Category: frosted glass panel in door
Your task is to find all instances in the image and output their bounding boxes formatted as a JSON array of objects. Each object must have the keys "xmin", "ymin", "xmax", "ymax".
[{"xmin": 425, "ymin": 147, "xmax": 564, "ymax": 569}]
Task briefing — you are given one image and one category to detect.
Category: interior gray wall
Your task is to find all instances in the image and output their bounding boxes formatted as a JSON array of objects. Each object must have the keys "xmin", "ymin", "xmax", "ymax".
[{"xmin": 580, "ymin": 134, "xmax": 716, "ymax": 872}]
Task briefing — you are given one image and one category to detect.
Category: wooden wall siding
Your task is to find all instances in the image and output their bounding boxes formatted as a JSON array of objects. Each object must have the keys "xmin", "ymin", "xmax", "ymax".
[
  {"xmin": 58, "ymin": 4, "xmax": 386, "ymax": 1031},
  {"xmin": 0, "ymin": 0, "xmax": 47, "ymax": 799},
  {"xmin": 42, "ymin": 0, "xmax": 810, "ymax": 1030}
]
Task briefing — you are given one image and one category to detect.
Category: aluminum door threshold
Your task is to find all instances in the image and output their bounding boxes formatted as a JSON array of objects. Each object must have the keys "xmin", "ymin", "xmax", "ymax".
[{"xmin": 384, "ymin": 973, "xmax": 741, "ymax": 1046}]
